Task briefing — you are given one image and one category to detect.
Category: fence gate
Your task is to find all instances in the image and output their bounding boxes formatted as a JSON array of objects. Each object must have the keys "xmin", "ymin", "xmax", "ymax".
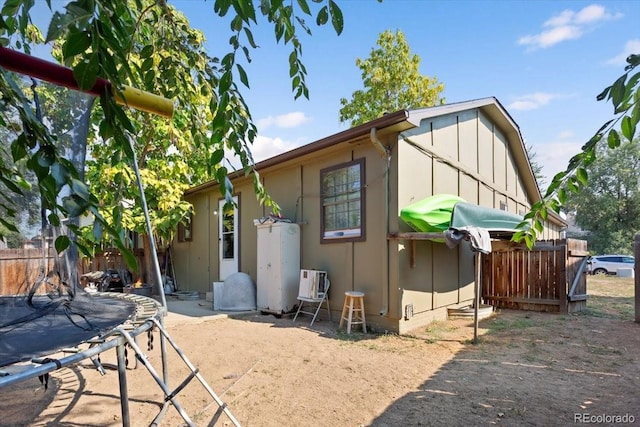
[{"xmin": 482, "ymin": 238, "xmax": 588, "ymax": 313}]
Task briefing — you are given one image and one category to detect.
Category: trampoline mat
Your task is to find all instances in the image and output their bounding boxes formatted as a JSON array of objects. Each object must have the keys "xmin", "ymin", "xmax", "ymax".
[{"xmin": 0, "ymin": 293, "xmax": 137, "ymax": 368}]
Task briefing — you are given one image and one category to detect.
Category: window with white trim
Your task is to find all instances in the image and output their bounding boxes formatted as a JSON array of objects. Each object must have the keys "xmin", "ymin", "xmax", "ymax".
[{"xmin": 320, "ymin": 158, "xmax": 365, "ymax": 243}]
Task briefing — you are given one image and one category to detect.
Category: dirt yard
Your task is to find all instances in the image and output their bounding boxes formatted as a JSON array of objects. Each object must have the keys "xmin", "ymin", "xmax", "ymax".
[{"xmin": 1, "ymin": 276, "xmax": 639, "ymax": 426}]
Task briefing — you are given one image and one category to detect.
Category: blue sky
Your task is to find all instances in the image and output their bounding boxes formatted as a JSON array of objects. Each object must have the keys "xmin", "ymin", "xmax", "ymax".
[{"xmin": 31, "ymin": 1, "xmax": 640, "ymax": 186}]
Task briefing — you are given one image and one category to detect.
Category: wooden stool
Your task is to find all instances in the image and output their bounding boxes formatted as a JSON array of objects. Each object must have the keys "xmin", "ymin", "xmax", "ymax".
[{"xmin": 340, "ymin": 291, "xmax": 367, "ymax": 334}]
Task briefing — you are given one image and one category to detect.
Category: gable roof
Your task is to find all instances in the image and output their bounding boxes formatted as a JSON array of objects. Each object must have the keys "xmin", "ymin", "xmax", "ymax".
[
  {"xmin": 406, "ymin": 97, "xmax": 541, "ymax": 203},
  {"xmin": 187, "ymin": 98, "xmax": 548, "ymax": 221}
]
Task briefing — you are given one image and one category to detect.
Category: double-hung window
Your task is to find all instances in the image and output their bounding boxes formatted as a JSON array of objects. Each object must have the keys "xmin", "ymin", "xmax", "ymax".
[{"xmin": 320, "ymin": 158, "xmax": 365, "ymax": 243}]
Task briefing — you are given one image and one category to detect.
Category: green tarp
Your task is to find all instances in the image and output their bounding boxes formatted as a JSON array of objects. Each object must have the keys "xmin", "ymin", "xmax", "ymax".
[
  {"xmin": 400, "ymin": 195, "xmax": 527, "ymax": 238},
  {"xmin": 450, "ymin": 202, "xmax": 527, "ymax": 233}
]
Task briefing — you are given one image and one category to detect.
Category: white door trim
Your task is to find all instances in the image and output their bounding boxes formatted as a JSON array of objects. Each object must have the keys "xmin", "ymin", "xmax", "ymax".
[{"xmin": 218, "ymin": 196, "xmax": 238, "ymax": 280}]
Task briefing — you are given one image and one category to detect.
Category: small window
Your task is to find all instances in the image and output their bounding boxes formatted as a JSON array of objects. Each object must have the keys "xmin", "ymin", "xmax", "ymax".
[
  {"xmin": 178, "ymin": 215, "xmax": 192, "ymax": 242},
  {"xmin": 320, "ymin": 158, "xmax": 365, "ymax": 243}
]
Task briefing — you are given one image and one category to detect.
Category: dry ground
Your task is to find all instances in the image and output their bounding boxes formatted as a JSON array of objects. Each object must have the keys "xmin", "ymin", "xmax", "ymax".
[{"xmin": 1, "ymin": 276, "xmax": 639, "ymax": 427}]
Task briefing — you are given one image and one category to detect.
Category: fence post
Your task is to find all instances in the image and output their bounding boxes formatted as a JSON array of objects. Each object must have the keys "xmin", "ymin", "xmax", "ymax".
[{"xmin": 635, "ymin": 234, "xmax": 640, "ymax": 323}]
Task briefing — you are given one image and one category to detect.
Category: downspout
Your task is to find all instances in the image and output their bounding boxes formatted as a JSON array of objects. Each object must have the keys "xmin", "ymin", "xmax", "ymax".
[{"xmin": 370, "ymin": 128, "xmax": 390, "ymax": 316}]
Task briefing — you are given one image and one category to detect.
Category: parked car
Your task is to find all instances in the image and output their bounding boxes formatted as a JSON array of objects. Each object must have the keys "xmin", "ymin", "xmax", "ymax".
[{"xmin": 587, "ymin": 255, "xmax": 635, "ymax": 275}]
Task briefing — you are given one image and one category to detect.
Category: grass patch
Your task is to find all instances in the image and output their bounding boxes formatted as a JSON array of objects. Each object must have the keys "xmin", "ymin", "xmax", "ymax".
[
  {"xmin": 585, "ymin": 275, "xmax": 635, "ymax": 320},
  {"xmin": 485, "ymin": 316, "xmax": 535, "ymax": 332}
]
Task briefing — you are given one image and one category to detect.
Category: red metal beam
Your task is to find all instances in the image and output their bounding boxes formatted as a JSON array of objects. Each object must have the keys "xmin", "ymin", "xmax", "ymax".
[{"xmin": 0, "ymin": 46, "xmax": 173, "ymax": 117}]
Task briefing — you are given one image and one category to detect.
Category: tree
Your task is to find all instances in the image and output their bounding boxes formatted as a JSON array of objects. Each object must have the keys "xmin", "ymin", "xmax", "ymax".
[
  {"xmin": 564, "ymin": 138, "xmax": 640, "ymax": 254},
  {"xmin": 339, "ymin": 29, "xmax": 444, "ymax": 127},
  {"xmin": 525, "ymin": 143, "xmax": 546, "ymax": 189},
  {"xmin": 515, "ymin": 54, "xmax": 640, "ymax": 248},
  {"xmin": 0, "ymin": 0, "xmax": 345, "ymax": 271}
]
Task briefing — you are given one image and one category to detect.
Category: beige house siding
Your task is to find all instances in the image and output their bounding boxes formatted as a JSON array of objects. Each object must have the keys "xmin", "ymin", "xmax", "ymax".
[
  {"xmin": 392, "ymin": 107, "xmax": 561, "ymax": 332},
  {"xmin": 176, "ymin": 98, "xmax": 566, "ymax": 334}
]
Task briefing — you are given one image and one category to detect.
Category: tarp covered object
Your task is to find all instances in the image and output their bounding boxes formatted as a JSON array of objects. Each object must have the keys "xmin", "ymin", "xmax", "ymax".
[
  {"xmin": 450, "ymin": 201, "xmax": 527, "ymax": 236},
  {"xmin": 400, "ymin": 194, "xmax": 466, "ymax": 233}
]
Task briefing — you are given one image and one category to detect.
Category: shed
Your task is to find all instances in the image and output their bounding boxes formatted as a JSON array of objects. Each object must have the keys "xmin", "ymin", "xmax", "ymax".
[{"xmin": 173, "ymin": 97, "xmax": 566, "ymax": 334}]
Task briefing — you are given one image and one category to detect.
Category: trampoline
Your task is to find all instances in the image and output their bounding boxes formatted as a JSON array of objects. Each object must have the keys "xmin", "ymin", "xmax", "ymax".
[{"xmin": 0, "ymin": 48, "xmax": 240, "ymax": 426}]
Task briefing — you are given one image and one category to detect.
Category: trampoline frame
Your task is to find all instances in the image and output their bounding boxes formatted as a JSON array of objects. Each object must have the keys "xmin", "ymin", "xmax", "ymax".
[
  {"xmin": 0, "ymin": 48, "xmax": 239, "ymax": 426},
  {"xmin": 0, "ymin": 291, "xmax": 240, "ymax": 426}
]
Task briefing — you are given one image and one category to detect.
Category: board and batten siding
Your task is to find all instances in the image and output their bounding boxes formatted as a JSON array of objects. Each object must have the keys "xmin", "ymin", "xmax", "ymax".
[{"xmin": 392, "ymin": 108, "xmax": 538, "ymax": 332}]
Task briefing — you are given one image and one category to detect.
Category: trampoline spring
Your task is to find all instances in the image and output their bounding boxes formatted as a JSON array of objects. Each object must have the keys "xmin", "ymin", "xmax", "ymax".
[{"xmin": 147, "ymin": 329, "xmax": 154, "ymax": 351}]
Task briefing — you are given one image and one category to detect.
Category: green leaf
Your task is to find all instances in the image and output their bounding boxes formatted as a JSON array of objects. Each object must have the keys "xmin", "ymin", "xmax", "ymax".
[
  {"xmin": 626, "ymin": 54, "xmax": 640, "ymax": 70},
  {"xmin": 1, "ymin": 0, "xmax": 23, "ymax": 16},
  {"xmin": 557, "ymin": 188, "xmax": 566, "ymax": 204},
  {"xmin": 36, "ymin": 146, "xmax": 56, "ymax": 167},
  {"xmin": 48, "ymin": 212, "xmax": 61, "ymax": 227},
  {"xmin": 297, "ymin": 0, "xmax": 311, "ymax": 15},
  {"xmin": 328, "ymin": 0, "xmax": 343, "ymax": 35},
  {"xmin": 596, "ymin": 85, "xmax": 611, "ymax": 102},
  {"xmin": 575, "ymin": 167, "xmax": 588, "ymax": 185},
  {"xmin": 62, "ymin": 30, "xmax": 91, "ymax": 58},
  {"xmin": 63, "ymin": 196, "xmax": 87, "ymax": 217},
  {"xmin": 621, "ymin": 115, "xmax": 636, "ymax": 141},
  {"xmin": 236, "ymin": 63, "xmax": 249, "ymax": 88},
  {"xmin": 45, "ymin": 11, "xmax": 70, "ymax": 43},
  {"xmin": 243, "ymin": 27, "xmax": 258, "ymax": 49},
  {"xmin": 140, "ymin": 44, "xmax": 154, "ymax": 58},
  {"xmin": 210, "ymin": 149, "xmax": 225, "ymax": 165},
  {"xmin": 55, "ymin": 235, "xmax": 71, "ymax": 253},
  {"xmin": 316, "ymin": 5, "xmax": 328, "ymax": 25},
  {"xmin": 524, "ymin": 233, "xmax": 534, "ymax": 250},
  {"xmin": 71, "ymin": 178, "xmax": 92, "ymax": 201},
  {"xmin": 73, "ymin": 53, "xmax": 99, "ymax": 91},
  {"xmin": 0, "ymin": 217, "xmax": 19, "ymax": 233},
  {"xmin": 533, "ymin": 219, "xmax": 543, "ymax": 233},
  {"xmin": 607, "ymin": 129, "xmax": 621, "ymax": 149},
  {"xmin": 11, "ymin": 135, "xmax": 28, "ymax": 162},
  {"xmin": 219, "ymin": 70, "xmax": 232, "ymax": 93},
  {"xmin": 92, "ymin": 219, "xmax": 104, "ymax": 241},
  {"xmin": 610, "ymin": 74, "xmax": 626, "ymax": 110},
  {"xmin": 50, "ymin": 162, "xmax": 69, "ymax": 186}
]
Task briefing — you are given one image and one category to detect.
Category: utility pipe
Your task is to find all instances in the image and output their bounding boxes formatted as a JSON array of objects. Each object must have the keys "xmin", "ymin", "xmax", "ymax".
[
  {"xmin": 0, "ymin": 46, "xmax": 173, "ymax": 117},
  {"xmin": 370, "ymin": 128, "xmax": 390, "ymax": 317}
]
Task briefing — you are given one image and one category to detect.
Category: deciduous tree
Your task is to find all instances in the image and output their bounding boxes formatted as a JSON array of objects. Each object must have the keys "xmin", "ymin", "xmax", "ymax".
[
  {"xmin": 0, "ymin": 0, "xmax": 345, "ymax": 271},
  {"xmin": 515, "ymin": 54, "xmax": 640, "ymax": 248},
  {"xmin": 339, "ymin": 29, "xmax": 444, "ymax": 126},
  {"xmin": 563, "ymin": 138, "xmax": 640, "ymax": 254}
]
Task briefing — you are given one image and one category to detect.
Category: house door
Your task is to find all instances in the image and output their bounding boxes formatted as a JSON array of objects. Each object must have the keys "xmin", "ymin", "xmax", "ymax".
[{"xmin": 218, "ymin": 196, "xmax": 238, "ymax": 280}]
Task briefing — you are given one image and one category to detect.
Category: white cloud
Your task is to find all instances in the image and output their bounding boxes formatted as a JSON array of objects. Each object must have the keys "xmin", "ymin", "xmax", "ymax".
[
  {"xmin": 507, "ymin": 92, "xmax": 559, "ymax": 111},
  {"xmin": 223, "ymin": 134, "xmax": 306, "ymax": 170},
  {"xmin": 605, "ymin": 39, "xmax": 640, "ymax": 66},
  {"xmin": 257, "ymin": 112, "xmax": 310, "ymax": 130},
  {"xmin": 557, "ymin": 130, "xmax": 574, "ymax": 139},
  {"xmin": 249, "ymin": 135, "xmax": 304, "ymax": 162},
  {"xmin": 534, "ymin": 140, "xmax": 584, "ymax": 182},
  {"xmin": 518, "ymin": 4, "xmax": 622, "ymax": 50}
]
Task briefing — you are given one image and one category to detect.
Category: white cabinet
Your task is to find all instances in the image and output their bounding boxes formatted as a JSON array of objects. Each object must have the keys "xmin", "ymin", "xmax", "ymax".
[{"xmin": 256, "ymin": 221, "xmax": 300, "ymax": 314}]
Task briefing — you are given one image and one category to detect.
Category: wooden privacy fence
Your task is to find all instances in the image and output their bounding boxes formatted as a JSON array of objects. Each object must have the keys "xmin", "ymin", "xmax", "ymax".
[
  {"xmin": 0, "ymin": 248, "xmax": 146, "ymax": 295},
  {"xmin": 482, "ymin": 238, "xmax": 588, "ymax": 313},
  {"xmin": 0, "ymin": 248, "xmax": 56, "ymax": 295}
]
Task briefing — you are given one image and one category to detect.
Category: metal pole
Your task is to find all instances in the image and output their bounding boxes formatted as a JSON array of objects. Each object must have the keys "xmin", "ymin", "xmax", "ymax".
[
  {"xmin": 635, "ymin": 234, "xmax": 640, "ymax": 323},
  {"xmin": 0, "ymin": 46, "xmax": 173, "ymax": 117},
  {"xmin": 116, "ymin": 341, "xmax": 131, "ymax": 427},
  {"xmin": 473, "ymin": 253, "xmax": 481, "ymax": 345},
  {"xmin": 127, "ymin": 134, "xmax": 167, "ymax": 314},
  {"xmin": 115, "ymin": 327, "xmax": 195, "ymax": 426},
  {"xmin": 150, "ymin": 318, "xmax": 242, "ymax": 427},
  {"xmin": 127, "ymin": 134, "xmax": 170, "ymax": 400}
]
